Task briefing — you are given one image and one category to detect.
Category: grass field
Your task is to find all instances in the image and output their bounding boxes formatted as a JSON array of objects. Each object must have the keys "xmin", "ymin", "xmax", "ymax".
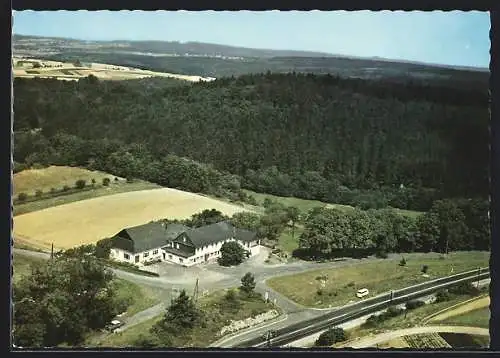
[
  {"xmin": 13, "ymin": 57, "xmax": 215, "ymax": 82},
  {"xmin": 243, "ymin": 189, "xmax": 423, "ymax": 218},
  {"xmin": 13, "ymin": 166, "xmax": 124, "ymax": 197},
  {"xmin": 276, "ymin": 226, "xmax": 305, "ymax": 256},
  {"xmin": 13, "ymin": 180, "xmax": 161, "ymax": 216},
  {"xmin": 266, "ymin": 251, "xmax": 489, "ymax": 308},
  {"xmin": 96, "ymin": 289, "xmax": 277, "ymax": 348},
  {"xmin": 438, "ymin": 307, "xmax": 490, "ymax": 329},
  {"xmin": 13, "ymin": 187, "xmax": 251, "ymax": 250}
]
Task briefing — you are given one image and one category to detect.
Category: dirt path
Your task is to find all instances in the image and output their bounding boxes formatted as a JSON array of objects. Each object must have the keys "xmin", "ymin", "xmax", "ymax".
[
  {"xmin": 427, "ymin": 296, "xmax": 490, "ymax": 323},
  {"xmin": 342, "ymin": 325, "xmax": 489, "ymax": 349}
]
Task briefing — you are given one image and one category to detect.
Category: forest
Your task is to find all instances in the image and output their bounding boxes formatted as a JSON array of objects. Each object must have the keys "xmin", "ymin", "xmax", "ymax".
[{"xmin": 13, "ymin": 72, "xmax": 489, "ymax": 212}]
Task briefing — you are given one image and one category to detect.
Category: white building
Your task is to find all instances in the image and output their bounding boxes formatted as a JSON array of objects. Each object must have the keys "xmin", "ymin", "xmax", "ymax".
[{"xmin": 109, "ymin": 221, "xmax": 260, "ymax": 267}]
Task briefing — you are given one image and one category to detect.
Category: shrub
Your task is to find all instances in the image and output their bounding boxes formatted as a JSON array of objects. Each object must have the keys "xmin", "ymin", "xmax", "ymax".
[
  {"xmin": 62, "ymin": 185, "xmax": 71, "ymax": 192},
  {"xmin": 91, "ymin": 178, "xmax": 96, "ymax": 186},
  {"xmin": 346, "ymin": 282, "xmax": 355, "ymax": 288},
  {"xmin": 50, "ymin": 187, "xmax": 57, "ymax": 194},
  {"xmin": 75, "ymin": 179, "xmax": 86, "ymax": 189},
  {"xmin": 449, "ymin": 282, "xmax": 481, "ymax": 296},
  {"xmin": 421, "ymin": 265, "xmax": 429, "ymax": 274},
  {"xmin": 114, "ymin": 177, "xmax": 119, "ymax": 182},
  {"xmin": 405, "ymin": 300, "xmax": 425, "ymax": 310},
  {"xmin": 126, "ymin": 177, "xmax": 134, "ymax": 183},
  {"xmin": 435, "ymin": 289, "xmax": 451, "ymax": 303},
  {"xmin": 399, "ymin": 257, "xmax": 407, "ymax": 266},
  {"xmin": 316, "ymin": 289, "xmax": 323, "ymax": 296},
  {"xmin": 102, "ymin": 178, "xmax": 111, "ymax": 186},
  {"xmin": 35, "ymin": 190, "xmax": 43, "ymax": 197},
  {"xmin": 316, "ymin": 275, "xmax": 328, "ymax": 281},
  {"xmin": 17, "ymin": 192, "xmax": 28, "ymax": 202},
  {"xmin": 386, "ymin": 306, "xmax": 403, "ymax": 318},
  {"xmin": 315, "ymin": 327, "xmax": 347, "ymax": 346}
]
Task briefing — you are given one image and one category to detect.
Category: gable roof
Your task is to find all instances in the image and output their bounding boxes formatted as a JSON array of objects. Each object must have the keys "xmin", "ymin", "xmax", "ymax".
[
  {"xmin": 111, "ymin": 220, "xmax": 257, "ymax": 253},
  {"xmin": 114, "ymin": 222, "xmax": 189, "ymax": 254},
  {"xmin": 181, "ymin": 221, "xmax": 257, "ymax": 248},
  {"xmin": 183, "ymin": 221, "xmax": 235, "ymax": 248}
]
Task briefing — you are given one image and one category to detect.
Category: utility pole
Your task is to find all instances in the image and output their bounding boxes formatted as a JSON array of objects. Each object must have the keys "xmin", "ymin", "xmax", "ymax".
[
  {"xmin": 389, "ymin": 290, "xmax": 394, "ymax": 307},
  {"xmin": 50, "ymin": 243, "xmax": 54, "ymax": 260},
  {"xmin": 193, "ymin": 278, "xmax": 199, "ymax": 304},
  {"xmin": 477, "ymin": 267, "xmax": 481, "ymax": 288}
]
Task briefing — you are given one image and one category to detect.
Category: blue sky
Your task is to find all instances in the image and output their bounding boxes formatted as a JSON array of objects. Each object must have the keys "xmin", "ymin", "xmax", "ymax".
[{"xmin": 12, "ymin": 10, "xmax": 490, "ymax": 68}]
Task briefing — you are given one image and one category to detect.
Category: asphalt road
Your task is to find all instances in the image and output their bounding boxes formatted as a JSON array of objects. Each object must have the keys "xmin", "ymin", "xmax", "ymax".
[{"xmin": 233, "ymin": 269, "xmax": 490, "ymax": 348}]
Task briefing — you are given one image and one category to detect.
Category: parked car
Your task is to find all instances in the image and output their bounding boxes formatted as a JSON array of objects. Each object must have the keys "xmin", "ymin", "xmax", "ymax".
[
  {"xmin": 356, "ymin": 288, "xmax": 370, "ymax": 298},
  {"xmin": 105, "ymin": 319, "xmax": 125, "ymax": 332}
]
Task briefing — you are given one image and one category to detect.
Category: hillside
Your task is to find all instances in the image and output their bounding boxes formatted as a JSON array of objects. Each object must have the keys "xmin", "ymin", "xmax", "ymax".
[
  {"xmin": 13, "ymin": 72, "xmax": 488, "ymax": 212},
  {"xmin": 13, "ymin": 35, "xmax": 489, "ymax": 86}
]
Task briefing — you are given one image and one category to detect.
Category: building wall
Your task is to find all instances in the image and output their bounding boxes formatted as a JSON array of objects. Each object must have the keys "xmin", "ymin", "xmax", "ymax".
[
  {"xmin": 110, "ymin": 247, "xmax": 163, "ymax": 266},
  {"xmin": 111, "ymin": 238, "xmax": 262, "ymax": 267}
]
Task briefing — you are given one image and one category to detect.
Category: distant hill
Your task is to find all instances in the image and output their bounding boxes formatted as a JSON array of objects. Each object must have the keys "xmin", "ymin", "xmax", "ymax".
[
  {"xmin": 12, "ymin": 34, "xmax": 335, "ymax": 59},
  {"xmin": 13, "ymin": 34, "xmax": 489, "ymax": 87}
]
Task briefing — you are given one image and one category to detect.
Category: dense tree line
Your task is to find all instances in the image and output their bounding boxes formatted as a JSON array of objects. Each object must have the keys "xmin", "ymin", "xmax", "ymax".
[
  {"xmin": 297, "ymin": 198, "xmax": 489, "ymax": 259},
  {"xmin": 13, "ymin": 72, "xmax": 488, "ymax": 211}
]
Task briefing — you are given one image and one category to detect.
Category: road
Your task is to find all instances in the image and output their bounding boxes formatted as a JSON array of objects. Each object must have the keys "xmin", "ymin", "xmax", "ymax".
[
  {"xmin": 231, "ymin": 268, "xmax": 490, "ymax": 348},
  {"xmin": 12, "ymin": 247, "xmax": 489, "ymax": 345},
  {"xmin": 344, "ymin": 325, "xmax": 489, "ymax": 349}
]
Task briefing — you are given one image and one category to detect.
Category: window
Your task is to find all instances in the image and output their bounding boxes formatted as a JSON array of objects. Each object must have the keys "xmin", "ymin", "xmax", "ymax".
[
  {"xmin": 168, "ymin": 255, "xmax": 173, "ymax": 259},
  {"xmin": 124, "ymin": 253, "xmax": 130, "ymax": 260},
  {"xmin": 143, "ymin": 252, "xmax": 149, "ymax": 258},
  {"xmin": 179, "ymin": 258, "xmax": 183, "ymax": 263},
  {"xmin": 135, "ymin": 255, "xmax": 139, "ymax": 263},
  {"xmin": 153, "ymin": 249, "xmax": 159, "ymax": 255}
]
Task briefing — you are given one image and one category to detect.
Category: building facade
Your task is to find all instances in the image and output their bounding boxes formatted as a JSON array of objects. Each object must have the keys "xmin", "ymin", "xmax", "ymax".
[{"xmin": 109, "ymin": 221, "xmax": 260, "ymax": 267}]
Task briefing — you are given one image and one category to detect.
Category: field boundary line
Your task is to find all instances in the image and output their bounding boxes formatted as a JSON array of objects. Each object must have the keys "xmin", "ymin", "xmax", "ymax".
[{"xmin": 421, "ymin": 294, "xmax": 489, "ymax": 324}]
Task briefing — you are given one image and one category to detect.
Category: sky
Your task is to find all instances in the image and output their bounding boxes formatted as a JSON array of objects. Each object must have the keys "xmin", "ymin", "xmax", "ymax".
[{"xmin": 12, "ymin": 10, "xmax": 490, "ymax": 68}]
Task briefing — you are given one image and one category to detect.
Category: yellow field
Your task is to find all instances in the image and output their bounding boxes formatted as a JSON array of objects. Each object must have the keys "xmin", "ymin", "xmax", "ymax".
[
  {"xmin": 12, "ymin": 57, "xmax": 216, "ymax": 82},
  {"xmin": 13, "ymin": 188, "xmax": 250, "ymax": 250},
  {"xmin": 13, "ymin": 166, "xmax": 124, "ymax": 196}
]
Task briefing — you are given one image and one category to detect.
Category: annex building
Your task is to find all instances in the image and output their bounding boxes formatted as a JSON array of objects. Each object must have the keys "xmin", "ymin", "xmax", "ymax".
[{"xmin": 109, "ymin": 221, "xmax": 260, "ymax": 267}]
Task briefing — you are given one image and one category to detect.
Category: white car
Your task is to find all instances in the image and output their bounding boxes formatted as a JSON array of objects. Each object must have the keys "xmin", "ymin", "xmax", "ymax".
[{"xmin": 356, "ymin": 288, "xmax": 370, "ymax": 298}]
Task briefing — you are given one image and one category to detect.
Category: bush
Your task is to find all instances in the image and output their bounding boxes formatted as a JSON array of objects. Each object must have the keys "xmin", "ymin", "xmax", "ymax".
[
  {"xmin": 35, "ymin": 190, "xmax": 43, "ymax": 197},
  {"xmin": 62, "ymin": 185, "xmax": 70, "ymax": 192},
  {"xmin": 405, "ymin": 300, "xmax": 425, "ymax": 310},
  {"xmin": 315, "ymin": 327, "xmax": 347, "ymax": 346},
  {"xmin": 75, "ymin": 179, "xmax": 86, "ymax": 189},
  {"xmin": 126, "ymin": 177, "xmax": 134, "ymax": 183},
  {"xmin": 435, "ymin": 289, "xmax": 451, "ymax": 303},
  {"xmin": 399, "ymin": 257, "xmax": 407, "ymax": 266},
  {"xmin": 102, "ymin": 178, "xmax": 111, "ymax": 186},
  {"xmin": 91, "ymin": 178, "xmax": 96, "ymax": 186},
  {"xmin": 17, "ymin": 192, "xmax": 28, "ymax": 202},
  {"xmin": 386, "ymin": 306, "xmax": 403, "ymax": 318},
  {"xmin": 346, "ymin": 282, "xmax": 355, "ymax": 288},
  {"xmin": 50, "ymin": 187, "xmax": 57, "ymax": 194},
  {"xmin": 448, "ymin": 282, "xmax": 481, "ymax": 296},
  {"xmin": 422, "ymin": 265, "xmax": 429, "ymax": 274},
  {"xmin": 316, "ymin": 289, "xmax": 323, "ymax": 296},
  {"xmin": 114, "ymin": 177, "xmax": 119, "ymax": 182}
]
